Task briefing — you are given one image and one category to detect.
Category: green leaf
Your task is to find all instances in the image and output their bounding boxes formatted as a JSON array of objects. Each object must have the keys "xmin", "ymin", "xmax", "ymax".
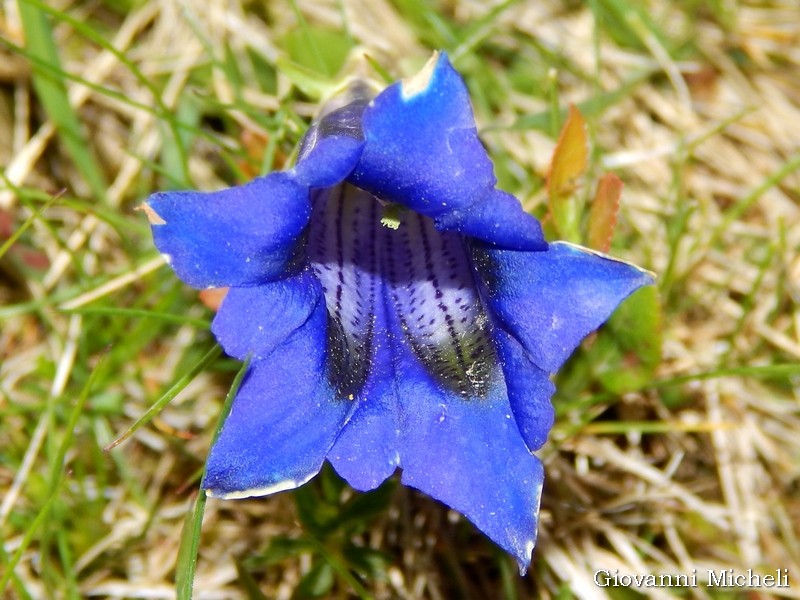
[
  {"xmin": 293, "ymin": 561, "xmax": 334, "ymax": 599},
  {"xmin": 283, "ymin": 26, "xmax": 353, "ymax": 78},
  {"xmin": 593, "ymin": 285, "xmax": 663, "ymax": 394},
  {"xmin": 276, "ymin": 56, "xmax": 337, "ymax": 101}
]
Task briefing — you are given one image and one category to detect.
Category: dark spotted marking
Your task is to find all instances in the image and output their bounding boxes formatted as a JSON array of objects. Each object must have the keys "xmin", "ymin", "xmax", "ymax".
[
  {"xmin": 383, "ymin": 212, "xmax": 497, "ymax": 397},
  {"xmin": 307, "ymin": 186, "xmax": 379, "ymax": 399},
  {"xmin": 307, "ymin": 185, "xmax": 498, "ymax": 400}
]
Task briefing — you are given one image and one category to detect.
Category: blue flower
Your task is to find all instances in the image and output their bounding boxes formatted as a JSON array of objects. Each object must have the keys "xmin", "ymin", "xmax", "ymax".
[{"xmin": 144, "ymin": 52, "xmax": 653, "ymax": 572}]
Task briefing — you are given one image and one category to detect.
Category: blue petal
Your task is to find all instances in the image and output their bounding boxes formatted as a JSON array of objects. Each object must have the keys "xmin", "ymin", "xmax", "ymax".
[
  {"xmin": 381, "ymin": 211, "xmax": 500, "ymax": 398},
  {"xmin": 434, "ymin": 190, "xmax": 547, "ymax": 251},
  {"xmin": 293, "ymin": 135, "xmax": 364, "ymax": 188},
  {"xmin": 350, "ymin": 53, "xmax": 494, "ymax": 217},
  {"xmin": 307, "ymin": 185, "xmax": 386, "ymax": 400},
  {"xmin": 203, "ymin": 303, "xmax": 352, "ymax": 498},
  {"xmin": 327, "ymin": 377, "xmax": 400, "ymax": 492},
  {"xmin": 494, "ymin": 328, "xmax": 555, "ymax": 452},
  {"xmin": 349, "ymin": 53, "xmax": 544, "ymax": 251},
  {"xmin": 396, "ymin": 348, "xmax": 543, "ymax": 573},
  {"xmin": 211, "ymin": 268, "xmax": 323, "ymax": 361},
  {"xmin": 474, "ymin": 241, "xmax": 655, "ymax": 372},
  {"xmin": 146, "ymin": 173, "xmax": 307, "ymax": 288},
  {"xmin": 145, "ymin": 136, "xmax": 362, "ymax": 289},
  {"xmin": 308, "ymin": 185, "xmax": 401, "ymax": 490},
  {"xmin": 298, "ymin": 90, "xmax": 372, "ymax": 159}
]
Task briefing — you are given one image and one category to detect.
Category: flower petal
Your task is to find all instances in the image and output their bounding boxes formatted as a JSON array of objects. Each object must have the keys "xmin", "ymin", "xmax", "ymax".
[
  {"xmin": 307, "ymin": 184, "xmax": 401, "ymax": 490},
  {"xmin": 350, "ymin": 53, "xmax": 494, "ymax": 217},
  {"xmin": 349, "ymin": 52, "xmax": 545, "ymax": 251},
  {"xmin": 308, "ymin": 185, "xmax": 386, "ymax": 400},
  {"xmin": 145, "ymin": 136, "xmax": 362, "ymax": 289},
  {"xmin": 211, "ymin": 268, "xmax": 322, "ymax": 361},
  {"xmin": 293, "ymin": 135, "xmax": 364, "ymax": 188},
  {"xmin": 327, "ymin": 376, "xmax": 400, "ymax": 492},
  {"xmin": 494, "ymin": 327, "xmax": 555, "ymax": 452},
  {"xmin": 146, "ymin": 173, "xmax": 309, "ymax": 289},
  {"xmin": 473, "ymin": 241, "xmax": 655, "ymax": 372},
  {"xmin": 434, "ymin": 189, "xmax": 547, "ymax": 250},
  {"xmin": 384, "ymin": 210, "xmax": 496, "ymax": 392},
  {"xmin": 298, "ymin": 87, "xmax": 373, "ymax": 159},
  {"xmin": 396, "ymin": 349, "xmax": 543, "ymax": 573},
  {"xmin": 203, "ymin": 303, "xmax": 353, "ymax": 498}
]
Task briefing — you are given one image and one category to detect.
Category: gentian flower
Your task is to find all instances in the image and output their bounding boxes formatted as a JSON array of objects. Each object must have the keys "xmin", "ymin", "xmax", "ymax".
[{"xmin": 143, "ymin": 52, "xmax": 653, "ymax": 572}]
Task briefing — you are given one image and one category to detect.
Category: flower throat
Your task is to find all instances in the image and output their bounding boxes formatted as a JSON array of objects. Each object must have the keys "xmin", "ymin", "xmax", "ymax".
[{"xmin": 307, "ymin": 184, "xmax": 498, "ymax": 401}]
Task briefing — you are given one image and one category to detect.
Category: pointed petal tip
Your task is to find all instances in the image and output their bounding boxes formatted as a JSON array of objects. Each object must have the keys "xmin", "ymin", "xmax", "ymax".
[
  {"xmin": 137, "ymin": 202, "xmax": 166, "ymax": 225},
  {"xmin": 553, "ymin": 240, "xmax": 656, "ymax": 283},
  {"xmin": 396, "ymin": 357, "xmax": 545, "ymax": 575},
  {"xmin": 400, "ymin": 51, "xmax": 442, "ymax": 99},
  {"xmin": 475, "ymin": 240, "xmax": 654, "ymax": 372},
  {"xmin": 352, "ymin": 50, "xmax": 496, "ymax": 219},
  {"xmin": 144, "ymin": 174, "xmax": 313, "ymax": 288},
  {"xmin": 516, "ymin": 539, "xmax": 535, "ymax": 575}
]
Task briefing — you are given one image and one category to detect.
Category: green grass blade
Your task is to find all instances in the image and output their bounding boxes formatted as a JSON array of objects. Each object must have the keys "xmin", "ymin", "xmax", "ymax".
[
  {"xmin": 175, "ymin": 490, "xmax": 208, "ymax": 600},
  {"xmin": 288, "ymin": 0, "xmax": 329, "ymax": 75},
  {"xmin": 56, "ymin": 531, "xmax": 81, "ymax": 600},
  {"xmin": 0, "ymin": 531, "xmax": 35, "ymax": 599},
  {"xmin": 61, "ymin": 306, "xmax": 209, "ymax": 328},
  {"xmin": 652, "ymin": 363, "xmax": 800, "ymax": 388},
  {"xmin": 498, "ymin": 68, "xmax": 655, "ymax": 132},
  {"xmin": 17, "ymin": 0, "xmax": 108, "ymax": 202},
  {"xmin": 20, "ymin": 0, "xmax": 191, "ymax": 186},
  {"xmin": 449, "ymin": 0, "xmax": 521, "ymax": 65},
  {"xmin": 104, "ymin": 345, "xmax": 222, "ymax": 451},
  {"xmin": 0, "ymin": 187, "xmax": 61, "ymax": 261},
  {"xmin": 0, "ymin": 492, "xmax": 60, "ymax": 595},
  {"xmin": 175, "ymin": 357, "xmax": 250, "ymax": 600},
  {"xmin": 582, "ymin": 420, "xmax": 732, "ymax": 435},
  {"xmin": 712, "ymin": 152, "xmax": 800, "ymax": 246},
  {"xmin": 0, "ymin": 346, "xmax": 107, "ymax": 595},
  {"xmin": 234, "ymin": 558, "xmax": 271, "ymax": 600},
  {"xmin": 304, "ymin": 532, "xmax": 375, "ymax": 600}
]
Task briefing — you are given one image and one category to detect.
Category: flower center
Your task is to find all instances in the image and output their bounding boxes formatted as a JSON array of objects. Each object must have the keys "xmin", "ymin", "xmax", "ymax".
[{"xmin": 307, "ymin": 185, "xmax": 498, "ymax": 400}]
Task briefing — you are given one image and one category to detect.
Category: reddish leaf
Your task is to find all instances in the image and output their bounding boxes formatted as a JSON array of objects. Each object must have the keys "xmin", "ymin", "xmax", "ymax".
[
  {"xmin": 17, "ymin": 247, "xmax": 50, "ymax": 270},
  {"xmin": 199, "ymin": 287, "xmax": 229, "ymax": 312},
  {"xmin": 0, "ymin": 209, "xmax": 13, "ymax": 238},
  {"xmin": 0, "ymin": 209, "xmax": 50, "ymax": 270},
  {"xmin": 587, "ymin": 173, "xmax": 623, "ymax": 252}
]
